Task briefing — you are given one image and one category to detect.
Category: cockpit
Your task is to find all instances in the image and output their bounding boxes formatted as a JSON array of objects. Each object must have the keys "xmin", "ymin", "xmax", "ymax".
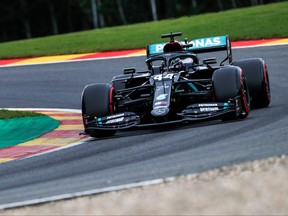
[{"xmin": 146, "ymin": 53, "xmax": 199, "ymax": 74}]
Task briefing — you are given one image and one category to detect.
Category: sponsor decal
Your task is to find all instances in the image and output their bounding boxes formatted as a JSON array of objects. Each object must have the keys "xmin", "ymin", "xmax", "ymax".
[
  {"xmin": 199, "ymin": 103, "xmax": 218, "ymax": 107},
  {"xmin": 155, "ymin": 44, "xmax": 165, "ymax": 52},
  {"xmin": 164, "ymin": 83, "xmax": 170, "ymax": 89},
  {"xmin": 156, "ymin": 94, "xmax": 168, "ymax": 100},
  {"xmin": 200, "ymin": 107, "xmax": 219, "ymax": 112},
  {"xmin": 155, "ymin": 101, "xmax": 168, "ymax": 106},
  {"xmin": 106, "ymin": 113, "xmax": 125, "ymax": 119},
  {"xmin": 106, "ymin": 117, "xmax": 124, "ymax": 124},
  {"xmin": 188, "ymin": 37, "xmax": 223, "ymax": 48},
  {"xmin": 154, "ymin": 106, "xmax": 169, "ymax": 108},
  {"xmin": 149, "ymin": 36, "xmax": 227, "ymax": 55},
  {"xmin": 151, "ymin": 107, "xmax": 169, "ymax": 116}
]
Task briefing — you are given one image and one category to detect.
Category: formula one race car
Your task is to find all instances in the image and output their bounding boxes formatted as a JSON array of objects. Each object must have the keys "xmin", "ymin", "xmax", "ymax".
[{"xmin": 81, "ymin": 32, "xmax": 271, "ymax": 137}]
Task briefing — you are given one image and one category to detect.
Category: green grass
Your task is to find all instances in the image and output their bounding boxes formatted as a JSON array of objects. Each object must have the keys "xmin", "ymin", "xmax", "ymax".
[
  {"xmin": 0, "ymin": 1, "xmax": 287, "ymax": 59},
  {"xmin": 0, "ymin": 110, "xmax": 43, "ymax": 120}
]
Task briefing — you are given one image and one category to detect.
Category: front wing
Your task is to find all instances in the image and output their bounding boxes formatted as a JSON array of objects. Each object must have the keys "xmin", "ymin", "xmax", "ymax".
[{"xmin": 82, "ymin": 97, "xmax": 244, "ymax": 133}]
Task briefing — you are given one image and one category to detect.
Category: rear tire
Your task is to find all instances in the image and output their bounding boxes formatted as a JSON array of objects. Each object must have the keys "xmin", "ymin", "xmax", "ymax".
[
  {"xmin": 232, "ymin": 58, "xmax": 270, "ymax": 108},
  {"xmin": 81, "ymin": 83, "xmax": 116, "ymax": 138},
  {"xmin": 212, "ymin": 66, "xmax": 250, "ymax": 120}
]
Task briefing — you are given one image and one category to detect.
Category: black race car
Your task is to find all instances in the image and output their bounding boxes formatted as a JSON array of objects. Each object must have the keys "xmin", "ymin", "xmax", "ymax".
[{"xmin": 81, "ymin": 32, "xmax": 271, "ymax": 138}]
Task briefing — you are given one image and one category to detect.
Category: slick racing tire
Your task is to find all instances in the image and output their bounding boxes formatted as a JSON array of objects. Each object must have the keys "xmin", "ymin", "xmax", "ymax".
[
  {"xmin": 81, "ymin": 83, "xmax": 116, "ymax": 138},
  {"xmin": 212, "ymin": 66, "xmax": 250, "ymax": 120},
  {"xmin": 232, "ymin": 58, "xmax": 271, "ymax": 108}
]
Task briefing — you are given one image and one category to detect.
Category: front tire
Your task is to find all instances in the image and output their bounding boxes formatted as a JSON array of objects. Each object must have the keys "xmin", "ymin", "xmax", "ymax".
[
  {"xmin": 212, "ymin": 66, "xmax": 250, "ymax": 120},
  {"xmin": 81, "ymin": 83, "xmax": 116, "ymax": 138}
]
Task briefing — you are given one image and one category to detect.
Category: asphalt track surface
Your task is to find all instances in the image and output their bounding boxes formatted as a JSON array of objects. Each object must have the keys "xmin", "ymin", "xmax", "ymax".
[{"xmin": 0, "ymin": 45, "xmax": 288, "ymax": 207}]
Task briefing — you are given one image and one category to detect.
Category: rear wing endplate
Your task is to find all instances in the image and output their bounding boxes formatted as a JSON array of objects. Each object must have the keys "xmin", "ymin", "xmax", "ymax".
[{"xmin": 147, "ymin": 35, "xmax": 232, "ymax": 64}]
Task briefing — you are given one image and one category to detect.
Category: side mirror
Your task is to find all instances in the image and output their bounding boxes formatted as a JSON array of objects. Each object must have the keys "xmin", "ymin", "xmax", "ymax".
[{"xmin": 123, "ymin": 68, "xmax": 136, "ymax": 74}]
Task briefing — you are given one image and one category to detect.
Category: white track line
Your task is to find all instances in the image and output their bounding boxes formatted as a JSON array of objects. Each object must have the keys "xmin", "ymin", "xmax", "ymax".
[
  {"xmin": 0, "ymin": 177, "xmax": 177, "ymax": 210},
  {"xmin": 6, "ymin": 108, "xmax": 81, "ymax": 113}
]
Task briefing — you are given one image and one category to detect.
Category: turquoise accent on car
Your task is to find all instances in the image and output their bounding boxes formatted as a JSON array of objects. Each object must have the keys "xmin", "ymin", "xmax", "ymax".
[
  {"xmin": 188, "ymin": 83, "xmax": 199, "ymax": 92},
  {"xmin": 186, "ymin": 36, "xmax": 227, "ymax": 51},
  {"xmin": 148, "ymin": 36, "xmax": 227, "ymax": 56},
  {"xmin": 148, "ymin": 43, "xmax": 166, "ymax": 55},
  {"xmin": 175, "ymin": 83, "xmax": 198, "ymax": 92},
  {"xmin": 97, "ymin": 118, "xmax": 102, "ymax": 125}
]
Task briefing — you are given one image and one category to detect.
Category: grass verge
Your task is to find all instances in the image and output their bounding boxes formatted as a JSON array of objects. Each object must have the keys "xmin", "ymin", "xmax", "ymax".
[
  {"xmin": 0, "ymin": 2, "xmax": 287, "ymax": 59},
  {"xmin": 0, "ymin": 110, "xmax": 43, "ymax": 120}
]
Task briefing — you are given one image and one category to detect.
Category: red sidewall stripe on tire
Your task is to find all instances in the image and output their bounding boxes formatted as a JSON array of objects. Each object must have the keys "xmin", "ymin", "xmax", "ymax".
[{"xmin": 240, "ymin": 70, "xmax": 250, "ymax": 115}]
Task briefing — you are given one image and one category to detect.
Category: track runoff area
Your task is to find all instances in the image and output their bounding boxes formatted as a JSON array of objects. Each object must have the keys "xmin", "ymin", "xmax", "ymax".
[
  {"xmin": 0, "ymin": 38, "xmax": 287, "ymax": 210},
  {"xmin": 0, "ymin": 38, "xmax": 287, "ymax": 164}
]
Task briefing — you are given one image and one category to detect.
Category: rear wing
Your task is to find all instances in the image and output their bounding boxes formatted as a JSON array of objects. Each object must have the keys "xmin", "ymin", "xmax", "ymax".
[{"xmin": 146, "ymin": 35, "xmax": 232, "ymax": 64}]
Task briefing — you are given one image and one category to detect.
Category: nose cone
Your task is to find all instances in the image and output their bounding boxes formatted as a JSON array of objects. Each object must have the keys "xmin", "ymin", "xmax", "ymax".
[{"xmin": 151, "ymin": 107, "xmax": 169, "ymax": 117}]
